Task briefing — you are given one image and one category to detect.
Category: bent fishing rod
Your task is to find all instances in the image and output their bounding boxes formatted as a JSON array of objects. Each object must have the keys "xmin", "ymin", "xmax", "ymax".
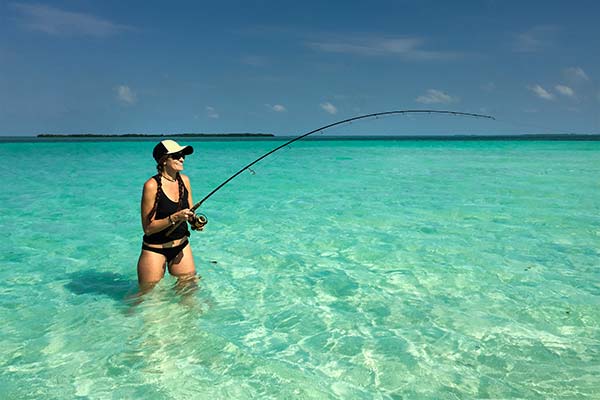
[{"xmin": 167, "ymin": 109, "xmax": 495, "ymax": 235}]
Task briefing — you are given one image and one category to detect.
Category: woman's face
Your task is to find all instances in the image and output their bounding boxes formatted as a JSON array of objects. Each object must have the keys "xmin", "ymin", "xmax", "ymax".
[{"xmin": 164, "ymin": 151, "xmax": 185, "ymax": 171}]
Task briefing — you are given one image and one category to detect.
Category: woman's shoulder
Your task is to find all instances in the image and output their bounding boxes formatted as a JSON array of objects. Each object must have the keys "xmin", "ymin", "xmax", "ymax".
[
  {"xmin": 143, "ymin": 176, "xmax": 159, "ymax": 190},
  {"xmin": 180, "ymin": 173, "xmax": 191, "ymax": 185}
]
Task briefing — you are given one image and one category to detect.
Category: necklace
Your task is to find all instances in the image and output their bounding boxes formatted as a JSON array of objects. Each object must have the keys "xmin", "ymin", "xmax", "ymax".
[{"xmin": 161, "ymin": 174, "xmax": 176, "ymax": 182}]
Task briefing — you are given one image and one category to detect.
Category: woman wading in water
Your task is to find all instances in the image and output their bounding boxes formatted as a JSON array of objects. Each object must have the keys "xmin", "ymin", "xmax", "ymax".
[{"xmin": 137, "ymin": 140, "xmax": 205, "ymax": 292}]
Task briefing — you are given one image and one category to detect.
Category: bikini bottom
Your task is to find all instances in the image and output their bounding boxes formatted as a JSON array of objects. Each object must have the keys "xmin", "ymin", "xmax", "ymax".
[{"xmin": 142, "ymin": 241, "xmax": 189, "ymax": 263}]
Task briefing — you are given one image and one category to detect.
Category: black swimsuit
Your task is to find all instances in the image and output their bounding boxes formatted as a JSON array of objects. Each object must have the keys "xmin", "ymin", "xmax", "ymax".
[
  {"xmin": 142, "ymin": 175, "xmax": 191, "ymax": 262},
  {"xmin": 142, "ymin": 241, "xmax": 189, "ymax": 263}
]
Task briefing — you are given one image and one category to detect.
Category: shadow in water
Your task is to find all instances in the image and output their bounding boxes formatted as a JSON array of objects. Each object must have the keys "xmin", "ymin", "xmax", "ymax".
[
  {"xmin": 65, "ymin": 271, "xmax": 212, "ymax": 315},
  {"xmin": 65, "ymin": 270, "xmax": 138, "ymax": 302}
]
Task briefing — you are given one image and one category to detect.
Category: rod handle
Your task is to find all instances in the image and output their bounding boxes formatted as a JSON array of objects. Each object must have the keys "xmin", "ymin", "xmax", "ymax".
[{"xmin": 165, "ymin": 220, "xmax": 182, "ymax": 236}]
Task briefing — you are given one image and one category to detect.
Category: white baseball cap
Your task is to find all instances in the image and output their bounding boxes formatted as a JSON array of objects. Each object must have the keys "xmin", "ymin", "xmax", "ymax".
[{"xmin": 152, "ymin": 140, "xmax": 194, "ymax": 162}]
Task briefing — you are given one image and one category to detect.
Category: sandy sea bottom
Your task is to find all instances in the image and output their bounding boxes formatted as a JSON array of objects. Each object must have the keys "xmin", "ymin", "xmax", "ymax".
[{"xmin": 1, "ymin": 139, "xmax": 599, "ymax": 399}]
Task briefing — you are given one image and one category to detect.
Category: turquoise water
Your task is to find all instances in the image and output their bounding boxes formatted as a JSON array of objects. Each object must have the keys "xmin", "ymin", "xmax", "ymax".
[{"xmin": 1, "ymin": 139, "xmax": 599, "ymax": 399}]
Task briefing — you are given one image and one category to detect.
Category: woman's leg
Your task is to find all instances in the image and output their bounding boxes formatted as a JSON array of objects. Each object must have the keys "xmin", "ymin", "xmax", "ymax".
[
  {"xmin": 168, "ymin": 243, "xmax": 196, "ymax": 277},
  {"xmin": 168, "ymin": 244, "xmax": 198, "ymax": 294},
  {"xmin": 137, "ymin": 249, "xmax": 167, "ymax": 292}
]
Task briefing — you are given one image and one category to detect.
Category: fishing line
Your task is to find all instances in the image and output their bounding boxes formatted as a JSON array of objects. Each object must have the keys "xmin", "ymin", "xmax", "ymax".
[{"xmin": 167, "ymin": 109, "xmax": 495, "ymax": 236}]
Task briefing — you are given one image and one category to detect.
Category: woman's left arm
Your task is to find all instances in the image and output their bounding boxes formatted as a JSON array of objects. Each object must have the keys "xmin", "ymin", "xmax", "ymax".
[
  {"xmin": 181, "ymin": 174, "xmax": 194, "ymax": 208},
  {"xmin": 182, "ymin": 174, "xmax": 204, "ymax": 231}
]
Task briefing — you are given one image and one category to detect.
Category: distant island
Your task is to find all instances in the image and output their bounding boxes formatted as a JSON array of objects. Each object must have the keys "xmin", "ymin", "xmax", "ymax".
[
  {"xmin": 37, "ymin": 132, "xmax": 274, "ymax": 138},
  {"xmin": 22, "ymin": 133, "xmax": 599, "ymax": 142}
]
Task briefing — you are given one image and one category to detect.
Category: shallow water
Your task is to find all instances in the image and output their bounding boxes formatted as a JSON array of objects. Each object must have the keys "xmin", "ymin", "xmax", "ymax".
[{"xmin": 1, "ymin": 139, "xmax": 599, "ymax": 399}]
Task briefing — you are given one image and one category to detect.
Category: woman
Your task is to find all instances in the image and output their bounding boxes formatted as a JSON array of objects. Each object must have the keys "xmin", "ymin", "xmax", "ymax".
[{"xmin": 137, "ymin": 139, "xmax": 205, "ymax": 291}]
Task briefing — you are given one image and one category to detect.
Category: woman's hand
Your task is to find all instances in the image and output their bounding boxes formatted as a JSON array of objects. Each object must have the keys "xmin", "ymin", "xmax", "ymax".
[{"xmin": 172, "ymin": 209, "xmax": 194, "ymax": 223}]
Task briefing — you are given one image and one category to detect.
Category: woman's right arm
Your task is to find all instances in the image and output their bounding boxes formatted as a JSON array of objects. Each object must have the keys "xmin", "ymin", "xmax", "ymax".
[{"xmin": 140, "ymin": 179, "xmax": 192, "ymax": 235}]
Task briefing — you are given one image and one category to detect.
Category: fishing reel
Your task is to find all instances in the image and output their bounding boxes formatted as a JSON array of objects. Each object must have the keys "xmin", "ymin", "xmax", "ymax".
[{"xmin": 190, "ymin": 213, "xmax": 208, "ymax": 231}]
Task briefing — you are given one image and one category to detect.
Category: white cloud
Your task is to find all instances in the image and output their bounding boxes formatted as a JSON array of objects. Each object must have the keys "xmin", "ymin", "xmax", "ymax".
[
  {"xmin": 320, "ymin": 102, "xmax": 337, "ymax": 114},
  {"xmin": 513, "ymin": 26, "xmax": 558, "ymax": 53},
  {"xmin": 12, "ymin": 3, "xmax": 131, "ymax": 37},
  {"xmin": 416, "ymin": 89, "xmax": 458, "ymax": 104},
  {"xmin": 115, "ymin": 85, "xmax": 136, "ymax": 105},
  {"xmin": 481, "ymin": 82, "xmax": 496, "ymax": 92},
  {"xmin": 206, "ymin": 106, "xmax": 219, "ymax": 119},
  {"xmin": 307, "ymin": 35, "xmax": 459, "ymax": 60},
  {"xmin": 242, "ymin": 55, "xmax": 268, "ymax": 67},
  {"xmin": 527, "ymin": 84, "xmax": 555, "ymax": 100},
  {"xmin": 266, "ymin": 104, "xmax": 286, "ymax": 112},
  {"xmin": 564, "ymin": 67, "xmax": 589, "ymax": 83},
  {"xmin": 555, "ymin": 84, "xmax": 575, "ymax": 98}
]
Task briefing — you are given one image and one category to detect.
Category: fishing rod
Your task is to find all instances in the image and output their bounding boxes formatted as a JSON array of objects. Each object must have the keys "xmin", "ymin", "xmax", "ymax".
[{"xmin": 167, "ymin": 109, "xmax": 495, "ymax": 235}]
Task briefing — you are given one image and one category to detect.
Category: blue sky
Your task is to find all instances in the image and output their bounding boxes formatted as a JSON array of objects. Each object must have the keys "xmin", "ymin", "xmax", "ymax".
[{"xmin": 1, "ymin": 0, "xmax": 599, "ymax": 136}]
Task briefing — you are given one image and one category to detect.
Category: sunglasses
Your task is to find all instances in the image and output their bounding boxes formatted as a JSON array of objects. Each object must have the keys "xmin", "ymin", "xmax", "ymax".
[{"xmin": 169, "ymin": 151, "xmax": 186, "ymax": 160}]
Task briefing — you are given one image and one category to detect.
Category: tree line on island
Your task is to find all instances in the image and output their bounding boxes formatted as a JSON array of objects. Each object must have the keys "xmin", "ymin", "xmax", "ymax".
[{"xmin": 37, "ymin": 133, "xmax": 274, "ymax": 138}]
